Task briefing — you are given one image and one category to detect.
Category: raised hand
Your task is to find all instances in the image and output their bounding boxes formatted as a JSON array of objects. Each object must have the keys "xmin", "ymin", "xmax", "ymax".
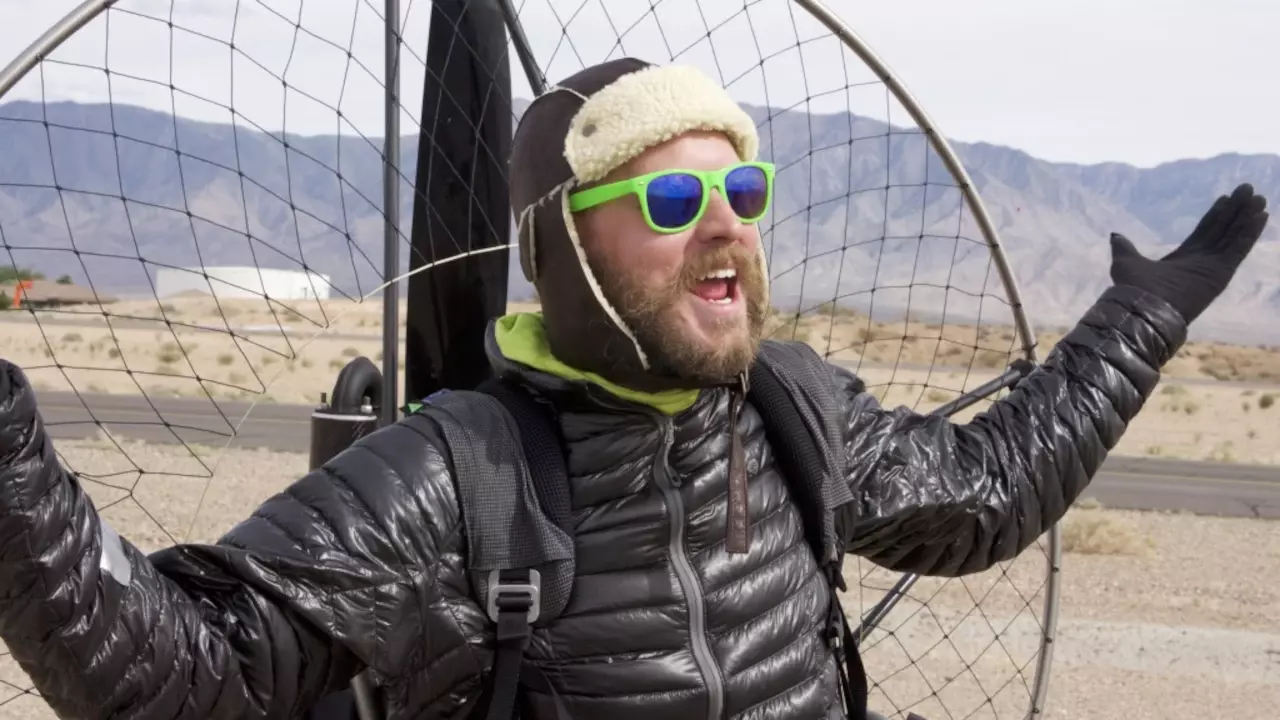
[{"xmin": 1108, "ymin": 182, "xmax": 1269, "ymax": 324}]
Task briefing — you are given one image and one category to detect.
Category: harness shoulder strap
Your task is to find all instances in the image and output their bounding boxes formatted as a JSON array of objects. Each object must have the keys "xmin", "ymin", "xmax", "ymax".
[
  {"xmin": 416, "ymin": 381, "xmax": 575, "ymax": 720},
  {"xmin": 748, "ymin": 339, "xmax": 868, "ymax": 720},
  {"xmin": 475, "ymin": 378, "xmax": 573, "ymax": 535}
]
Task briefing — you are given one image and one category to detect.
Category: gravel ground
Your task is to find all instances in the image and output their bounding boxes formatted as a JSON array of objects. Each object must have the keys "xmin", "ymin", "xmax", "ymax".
[{"xmin": 1, "ymin": 439, "xmax": 1277, "ymax": 719}]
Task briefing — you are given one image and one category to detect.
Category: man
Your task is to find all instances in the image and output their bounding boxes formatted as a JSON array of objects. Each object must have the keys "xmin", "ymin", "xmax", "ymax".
[{"xmin": 0, "ymin": 57, "xmax": 1267, "ymax": 720}]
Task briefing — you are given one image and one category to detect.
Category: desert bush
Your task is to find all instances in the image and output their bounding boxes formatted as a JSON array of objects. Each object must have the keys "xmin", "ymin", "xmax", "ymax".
[
  {"xmin": 926, "ymin": 388, "xmax": 952, "ymax": 404},
  {"xmin": 1061, "ymin": 505, "xmax": 1153, "ymax": 556},
  {"xmin": 974, "ymin": 349, "xmax": 1006, "ymax": 368},
  {"xmin": 1206, "ymin": 441, "xmax": 1235, "ymax": 463}
]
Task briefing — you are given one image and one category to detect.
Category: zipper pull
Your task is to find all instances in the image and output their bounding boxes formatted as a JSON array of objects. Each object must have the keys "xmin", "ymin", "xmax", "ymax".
[{"xmin": 726, "ymin": 372, "xmax": 750, "ymax": 554}]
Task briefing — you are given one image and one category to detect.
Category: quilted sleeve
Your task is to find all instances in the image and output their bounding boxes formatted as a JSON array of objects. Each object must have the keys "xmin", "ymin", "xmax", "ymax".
[
  {"xmin": 0, "ymin": 360, "xmax": 464, "ymax": 719},
  {"xmin": 834, "ymin": 285, "xmax": 1187, "ymax": 577}
]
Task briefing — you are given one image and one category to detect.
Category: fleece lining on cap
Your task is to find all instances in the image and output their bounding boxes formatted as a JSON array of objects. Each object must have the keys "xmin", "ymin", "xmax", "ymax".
[{"xmin": 563, "ymin": 64, "xmax": 760, "ymax": 183}]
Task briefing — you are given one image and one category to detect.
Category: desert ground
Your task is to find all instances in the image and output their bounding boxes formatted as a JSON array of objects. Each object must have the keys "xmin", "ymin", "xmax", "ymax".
[
  {"xmin": 2, "ymin": 294, "xmax": 1277, "ymax": 464},
  {"xmin": 0, "ymin": 436, "xmax": 1275, "ymax": 719}
]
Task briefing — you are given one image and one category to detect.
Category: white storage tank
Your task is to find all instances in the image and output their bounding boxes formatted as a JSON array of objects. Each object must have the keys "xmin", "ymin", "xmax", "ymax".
[{"xmin": 155, "ymin": 266, "xmax": 333, "ymax": 301}]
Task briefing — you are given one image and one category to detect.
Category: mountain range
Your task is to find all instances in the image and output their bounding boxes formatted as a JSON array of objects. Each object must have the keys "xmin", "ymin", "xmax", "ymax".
[{"xmin": 1, "ymin": 98, "xmax": 1277, "ymax": 345}]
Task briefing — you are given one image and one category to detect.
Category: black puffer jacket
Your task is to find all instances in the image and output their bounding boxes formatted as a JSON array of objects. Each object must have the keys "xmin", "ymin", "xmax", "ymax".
[{"xmin": 0, "ymin": 285, "xmax": 1185, "ymax": 720}]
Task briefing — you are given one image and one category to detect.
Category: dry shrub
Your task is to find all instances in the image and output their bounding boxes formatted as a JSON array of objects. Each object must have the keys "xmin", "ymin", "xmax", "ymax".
[
  {"xmin": 974, "ymin": 349, "xmax": 1007, "ymax": 368},
  {"xmin": 1061, "ymin": 503, "xmax": 1153, "ymax": 557},
  {"xmin": 1158, "ymin": 383, "xmax": 1200, "ymax": 414},
  {"xmin": 1206, "ymin": 441, "xmax": 1236, "ymax": 463},
  {"xmin": 926, "ymin": 388, "xmax": 953, "ymax": 403}
]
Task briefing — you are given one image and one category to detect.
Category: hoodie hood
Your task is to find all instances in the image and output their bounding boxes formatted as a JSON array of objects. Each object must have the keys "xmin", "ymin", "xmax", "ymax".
[
  {"xmin": 489, "ymin": 312, "xmax": 700, "ymax": 416},
  {"xmin": 507, "ymin": 58, "xmax": 765, "ymax": 394}
]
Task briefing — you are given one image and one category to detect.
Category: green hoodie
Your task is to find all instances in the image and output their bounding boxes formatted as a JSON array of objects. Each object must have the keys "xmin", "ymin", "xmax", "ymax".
[
  {"xmin": 493, "ymin": 312, "xmax": 700, "ymax": 415},
  {"xmin": 403, "ymin": 312, "xmax": 701, "ymax": 417}
]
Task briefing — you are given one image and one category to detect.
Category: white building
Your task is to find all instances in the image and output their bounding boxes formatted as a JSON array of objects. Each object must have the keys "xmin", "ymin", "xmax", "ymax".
[{"xmin": 155, "ymin": 266, "xmax": 333, "ymax": 301}]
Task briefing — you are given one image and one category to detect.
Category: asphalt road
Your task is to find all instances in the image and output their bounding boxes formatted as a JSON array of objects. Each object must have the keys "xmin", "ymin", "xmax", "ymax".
[
  {"xmin": 37, "ymin": 391, "xmax": 316, "ymax": 454},
  {"xmin": 31, "ymin": 391, "xmax": 1280, "ymax": 520}
]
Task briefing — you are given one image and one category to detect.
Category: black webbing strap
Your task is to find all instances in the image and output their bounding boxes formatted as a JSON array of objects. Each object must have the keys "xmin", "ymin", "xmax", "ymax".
[
  {"xmin": 474, "ymin": 378, "xmax": 573, "ymax": 720},
  {"xmin": 485, "ymin": 568, "xmax": 539, "ymax": 720},
  {"xmin": 828, "ymin": 568, "xmax": 869, "ymax": 720}
]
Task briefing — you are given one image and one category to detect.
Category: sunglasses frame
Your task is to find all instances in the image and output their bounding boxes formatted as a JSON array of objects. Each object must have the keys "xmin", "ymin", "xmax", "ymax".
[{"xmin": 567, "ymin": 161, "xmax": 776, "ymax": 234}]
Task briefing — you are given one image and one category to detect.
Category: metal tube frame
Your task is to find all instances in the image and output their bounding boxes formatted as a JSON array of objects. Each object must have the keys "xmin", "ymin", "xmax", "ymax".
[
  {"xmin": 380, "ymin": 0, "xmax": 402, "ymax": 429},
  {"xmin": 784, "ymin": 3, "xmax": 1057, "ymax": 716},
  {"xmin": 496, "ymin": 0, "xmax": 547, "ymax": 96},
  {"xmin": 0, "ymin": 0, "xmax": 118, "ymax": 97}
]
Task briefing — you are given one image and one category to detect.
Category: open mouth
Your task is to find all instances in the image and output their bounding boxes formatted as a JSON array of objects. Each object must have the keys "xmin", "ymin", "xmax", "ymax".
[{"xmin": 691, "ymin": 268, "xmax": 739, "ymax": 305}]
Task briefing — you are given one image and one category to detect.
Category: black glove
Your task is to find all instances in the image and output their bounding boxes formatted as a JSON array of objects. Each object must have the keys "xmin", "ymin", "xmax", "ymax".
[{"xmin": 1110, "ymin": 182, "xmax": 1269, "ymax": 324}]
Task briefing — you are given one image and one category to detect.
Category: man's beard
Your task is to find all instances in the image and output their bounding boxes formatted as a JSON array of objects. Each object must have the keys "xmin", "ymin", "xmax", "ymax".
[{"xmin": 590, "ymin": 244, "xmax": 769, "ymax": 386}]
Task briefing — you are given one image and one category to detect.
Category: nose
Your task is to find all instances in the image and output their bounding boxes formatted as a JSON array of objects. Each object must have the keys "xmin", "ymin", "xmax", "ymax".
[{"xmin": 694, "ymin": 188, "xmax": 758, "ymax": 251}]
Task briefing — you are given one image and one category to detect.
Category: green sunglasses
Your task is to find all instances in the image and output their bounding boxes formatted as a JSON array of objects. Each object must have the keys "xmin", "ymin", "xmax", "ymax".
[{"xmin": 567, "ymin": 161, "xmax": 776, "ymax": 234}]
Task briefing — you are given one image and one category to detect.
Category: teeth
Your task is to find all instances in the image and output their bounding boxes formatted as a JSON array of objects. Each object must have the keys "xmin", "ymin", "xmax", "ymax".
[
  {"xmin": 700, "ymin": 268, "xmax": 737, "ymax": 280},
  {"xmin": 708, "ymin": 296, "xmax": 733, "ymax": 304}
]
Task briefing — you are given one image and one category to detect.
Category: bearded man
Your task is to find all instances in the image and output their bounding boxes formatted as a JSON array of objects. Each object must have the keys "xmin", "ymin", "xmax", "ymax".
[{"xmin": 0, "ymin": 58, "xmax": 1267, "ymax": 720}]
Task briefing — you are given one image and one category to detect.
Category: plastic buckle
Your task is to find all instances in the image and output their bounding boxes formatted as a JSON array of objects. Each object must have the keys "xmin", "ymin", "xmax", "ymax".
[
  {"xmin": 486, "ymin": 568, "xmax": 542, "ymax": 624},
  {"xmin": 826, "ymin": 625, "xmax": 845, "ymax": 656}
]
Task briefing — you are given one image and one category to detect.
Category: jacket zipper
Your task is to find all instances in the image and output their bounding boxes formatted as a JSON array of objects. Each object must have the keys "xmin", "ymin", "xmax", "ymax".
[
  {"xmin": 653, "ymin": 415, "xmax": 726, "ymax": 720},
  {"xmin": 725, "ymin": 373, "xmax": 750, "ymax": 554}
]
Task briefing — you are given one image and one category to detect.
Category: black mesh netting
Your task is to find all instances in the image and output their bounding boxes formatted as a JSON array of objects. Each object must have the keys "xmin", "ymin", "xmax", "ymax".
[{"xmin": 0, "ymin": 1, "xmax": 1053, "ymax": 718}]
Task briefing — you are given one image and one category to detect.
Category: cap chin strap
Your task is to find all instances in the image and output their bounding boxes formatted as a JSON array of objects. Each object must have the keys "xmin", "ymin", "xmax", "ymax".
[{"xmin": 515, "ymin": 177, "xmax": 577, "ymax": 284}]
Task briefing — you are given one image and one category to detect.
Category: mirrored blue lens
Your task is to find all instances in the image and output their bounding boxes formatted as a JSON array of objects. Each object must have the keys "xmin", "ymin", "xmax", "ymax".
[
  {"xmin": 725, "ymin": 166, "xmax": 769, "ymax": 219},
  {"xmin": 645, "ymin": 173, "xmax": 703, "ymax": 229}
]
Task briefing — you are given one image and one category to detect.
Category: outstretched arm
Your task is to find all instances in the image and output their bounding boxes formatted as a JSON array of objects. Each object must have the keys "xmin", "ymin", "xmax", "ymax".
[
  {"xmin": 835, "ymin": 183, "xmax": 1268, "ymax": 578},
  {"xmin": 0, "ymin": 361, "xmax": 459, "ymax": 719},
  {"xmin": 834, "ymin": 285, "xmax": 1182, "ymax": 576}
]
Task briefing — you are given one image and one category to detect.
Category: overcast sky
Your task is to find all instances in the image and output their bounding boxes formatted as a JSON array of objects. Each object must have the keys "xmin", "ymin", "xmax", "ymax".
[{"xmin": 2, "ymin": 0, "xmax": 1277, "ymax": 168}]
